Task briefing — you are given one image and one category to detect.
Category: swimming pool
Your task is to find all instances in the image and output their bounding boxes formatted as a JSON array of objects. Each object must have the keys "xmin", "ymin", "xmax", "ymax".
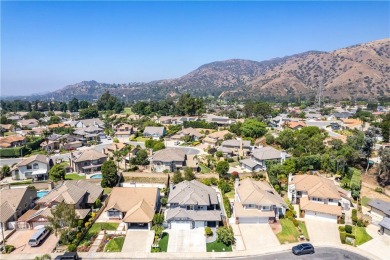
[
  {"xmin": 37, "ymin": 190, "xmax": 49, "ymax": 198},
  {"xmin": 90, "ymin": 174, "xmax": 102, "ymax": 179}
]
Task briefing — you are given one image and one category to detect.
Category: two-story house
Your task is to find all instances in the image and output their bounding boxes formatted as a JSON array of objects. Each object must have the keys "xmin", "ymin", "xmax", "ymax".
[
  {"xmin": 18, "ymin": 119, "xmax": 39, "ymax": 129},
  {"xmin": 11, "ymin": 154, "xmax": 52, "ymax": 181},
  {"xmin": 171, "ymin": 127, "xmax": 203, "ymax": 142},
  {"xmin": 150, "ymin": 148, "xmax": 187, "ymax": 172},
  {"xmin": 114, "ymin": 123, "xmax": 134, "ymax": 139},
  {"xmin": 241, "ymin": 146, "xmax": 289, "ymax": 172},
  {"xmin": 0, "ymin": 135, "xmax": 27, "ymax": 148},
  {"xmin": 0, "ymin": 187, "xmax": 37, "ymax": 231},
  {"xmin": 221, "ymin": 139, "xmax": 251, "ymax": 156},
  {"xmin": 69, "ymin": 149, "xmax": 107, "ymax": 174},
  {"xmin": 104, "ymin": 187, "xmax": 160, "ymax": 230},
  {"xmin": 166, "ymin": 180, "xmax": 221, "ymax": 230},
  {"xmin": 287, "ymin": 174, "xmax": 342, "ymax": 223},
  {"xmin": 234, "ymin": 178, "xmax": 287, "ymax": 224},
  {"xmin": 143, "ymin": 126, "xmax": 166, "ymax": 140},
  {"xmin": 18, "ymin": 180, "xmax": 103, "ymax": 229}
]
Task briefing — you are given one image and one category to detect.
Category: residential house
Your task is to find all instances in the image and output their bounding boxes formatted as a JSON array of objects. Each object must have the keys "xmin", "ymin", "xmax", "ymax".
[
  {"xmin": 0, "ymin": 124, "xmax": 15, "ymax": 133},
  {"xmin": 18, "ymin": 119, "xmax": 39, "ymax": 129},
  {"xmin": 342, "ymin": 118, "xmax": 364, "ymax": 130},
  {"xmin": 0, "ymin": 187, "xmax": 37, "ymax": 231},
  {"xmin": 73, "ymin": 125, "xmax": 105, "ymax": 142},
  {"xmin": 283, "ymin": 121, "xmax": 306, "ymax": 130},
  {"xmin": 114, "ymin": 123, "xmax": 134, "ymax": 139},
  {"xmin": 18, "ymin": 180, "xmax": 103, "ymax": 229},
  {"xmin": 333, "ymin": 112, "xmax": 353, "ymax": 119},
  {"xmin": 379, "ymin": 217, "xmax": 390, "ymax": 236},
  {"xmin": 104, "ymin": 187, "xmax": 160, "ymax": 229},
  {"xmin": 217, "ymin": 146, "xmax": 234, "ymax": 158},
  {"xmin": 0, "ymin": 135, "xmax": 26, "ymax": 148},
  {"xmin": 69, "ymin": 149, "xmax": 107, "ymax": 174},
  {"xmin": 241, "ymin": 146, "xmax": 288, "ymax": 171},
  {"xmin": 205, "ymin": 114, "xmax": 235, "ymax": 125},
  {"xmin": 166, "ymin": 180, "xmax": 222, "ymax": 230},
  {"xmin": 171, "ymin": 127, "xmax": 203, "ymax": 142},
  {"xmin": 150, "ymin": 148, "xmax": 187, "ymax": 172},
  {"xmin": 11, "ymin": 154, "xmax": 52, "ymax": 181},
  {"xmin": 70, "ymin": 118, "xmax": 104, "ymax": 128},
  {"xmin": 221, "ymin": 139, "xmax": 251, "ymax": 156},
  {"xmin": 367, "ymin": 199, "xmax": 390, "ymax": 224},
  {"xmin": 40, "ymin": 134, "xmax": 83, "ymax": 152},
  {"xmin": 156, "ymin": 116, "xmax": 174, "ymax": 125},
  {"xmin": 103, "ymin": 142, "xmax": 127, "ymax": 158},
  {"xmin": 143, "ymin": 126, "xmax": 165, "ymax": 140},
  {"xmin": 287, "ymin": 174, "xmax": 342, "ymax": 223},
  {"xmin": 202, "ymin": 130, "xmax": 230, "ymax": 147},
  {"xmin": 234, "ymin": 178, "xmax": 287, "ymax": 223}
]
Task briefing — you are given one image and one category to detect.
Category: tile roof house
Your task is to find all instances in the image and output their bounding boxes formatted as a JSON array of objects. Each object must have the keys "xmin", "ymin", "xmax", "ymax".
[
  {"xmin": 0, "ymin": 135, "xmax": 27, "ymax": 148},
  {"xmin": 0, "ymin": 187, "xmax": 37, "ymax": 230},
  {"xmin": 283, "ymin": 121, "xmax": 306, "ymax": 130},
  {"xmin": 166, "ymin": 180, "xmax": 222, "ymax": 230},
  {"xmin": 69, "ymin": 149, "xmax": 107, "ymax": 174},
  {"xmin": 234, "ymin": 178, "xmax": 287, "ymax": 224},
  {"xmin": 104, "ymin": 187, "xmax": 160, "ymax": 230},
  {"xmin": 143, "ymin": 126, "xmax": 166, "ymax": 140},
  {"xmin": 114, "ymin": 123, "xmax": 134, "ymax": 138},
  {"xmin": 287, "ymin": 174, "xmax": 342, "ymax": 223},
  {"xmin": 11, "ymin": 154, "xmax": 52, "ymax": 181},
  {"xmin": 73, "ymin": 118, "xmax": 104, "ymax": 128},
  {"xmin": 171, "ymin": 127, "xmax": 203, "ymax": 141},
  {"xmin": 18, "ymin": 119, "xmax": 39, "ymax": 129},
  {"xmin": 202, "ymin": 130, "xmax": 230, "ymax": 147},
  {"xmin": 150, "ymin": 148, "xmax": 188, "ymax": 173}
]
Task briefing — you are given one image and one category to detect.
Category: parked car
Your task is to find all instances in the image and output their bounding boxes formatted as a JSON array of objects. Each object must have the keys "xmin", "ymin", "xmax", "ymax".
[
  {"xmin": 28, "ymin": 228, "xmax": 50, "ymax": 247},
  {"xmin": 292, "ymin": 243, "xmax": 315, "ymax": 255},
  {"xmin": 54, "ymin": 252, "xmax": 80, "ymax": 260}
]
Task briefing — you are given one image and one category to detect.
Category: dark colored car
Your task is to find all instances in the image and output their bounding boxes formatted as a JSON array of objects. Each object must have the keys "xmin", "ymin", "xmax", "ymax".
[
  {"xmin": 54, "ymin": 252, "xmax": 80, "ymax": 260},
  {"xmin": 292, "ymin": 243, "xmax": 315, "ymax": 255}
]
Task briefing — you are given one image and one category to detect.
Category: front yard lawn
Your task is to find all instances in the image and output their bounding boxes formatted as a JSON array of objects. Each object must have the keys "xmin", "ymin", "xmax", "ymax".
[
  {"xmin": 104, "ymin": 236, "xmax": 125, "ymax": 252},
  {"xmin": 354, "ymin": 227, "xmax": 372, "ymax": 245},
  {"xmin": 79, "ymin": 223, "xmax": 119, "ymax": 246},
  {"xmin": 159, "ymin": 232, "xmax": 169, "ymax": 252},
  {"xmin": 103, "ymin": 188, "xmax": 112, "ymax": 195},
  {"xmin": 276, "ymin": 219, "xmax": 300, "ymax": 244},
  {"xmin": 65, "ymin": 173, "xmax": 85, "ymax": 180},
  {"xmin": 225, "ymin": 190, "xmax": 235, "ymax": 200},
  {"xmin": 206, "ymin": 240, "xmax": 232, "ymax": 252},
  {"xmin": 199, "ymin": 163, "xmax": 211, "ymax": 173},
  {"xmin": 298, "ymin": 221, "xmax": 310, "ymax": 241},
  {"xmin": 134, "ymin": 136, "xmax": 150, "ymax": 142}
]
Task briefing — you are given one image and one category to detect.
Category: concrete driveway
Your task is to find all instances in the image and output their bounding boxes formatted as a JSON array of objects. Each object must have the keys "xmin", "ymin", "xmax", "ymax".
[
  {"xmin": 358, "ymin": 224, "xmax": 390, "ymax": 259},
  {"xmin": 238, "ymin": 224, "xmax": 280, "ymax": 250},
  {"xmin": 304, "ymin": 219, "xmax": 340, "ymax": 245},
  {"xmin": 7, "ymin": 230, "xmax": 58, "ymax": 255},
  {"xmin": 167, "ymin": 228, "xmax": 206, "ymax": 252},
  {"xmin": 122, "ymin": 230, "xmax": 154, "ymax": 253}
]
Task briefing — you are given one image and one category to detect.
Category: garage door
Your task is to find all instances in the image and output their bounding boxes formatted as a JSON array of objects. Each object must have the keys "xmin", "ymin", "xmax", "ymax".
[
  {"xmin": 239, "ymin": 217, "xmax": 268, "ymax": 224},
  {"xmin": 305, "ymin": 211, "xmax": 337, "ymax": 222},
  {"xmin": 32, "ymin": 222, "xmax": 50, "ymax": 229},
  {"xmin": 384, "ymin": 228, "xmax": 390, "ymax": 236},
  {"xmin": 171, "ymin": 221, "xmax": 192, "ymax": 230}
]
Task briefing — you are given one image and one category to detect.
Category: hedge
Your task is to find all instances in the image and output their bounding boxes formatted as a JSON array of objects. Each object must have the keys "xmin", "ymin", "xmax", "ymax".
[
  {"xmin": 223, "ymin": 195, "xmax": 231, "ymax": 218},
  {"xmin": 26, "ymin": 138, "xmax": 44, "ymax": 150},
  {"xmin": 0, "ymin": 146, "xmax": 31, "ymax": 158}
]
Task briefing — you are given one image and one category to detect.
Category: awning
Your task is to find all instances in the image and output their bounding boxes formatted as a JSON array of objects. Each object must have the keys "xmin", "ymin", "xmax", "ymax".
[{"xmin": 82, "ymin": 164, "xmax": 102, "ymax": 169}]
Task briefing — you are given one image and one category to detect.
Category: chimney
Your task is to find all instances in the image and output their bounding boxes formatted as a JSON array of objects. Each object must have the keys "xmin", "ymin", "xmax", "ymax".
[
  {"xmin": 48, "ymin": 181, "xmax": 54, "ymax": 191},
  {"xmin": 281, "ymin": 150, "xmax": 287, "ymax": 163}
]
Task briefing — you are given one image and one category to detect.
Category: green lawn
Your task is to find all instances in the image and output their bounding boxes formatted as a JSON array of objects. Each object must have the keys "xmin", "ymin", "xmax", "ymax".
[
  {"xmin": 206, "ymin": 240, "xmax": 232, "ymax": 252},
  {"xmin": 104, "ymin": 236, "xmax": 125, "ymax": 252},
  {"xmin": 123, "ymin": 107, "xmax": 134, "ymax": 115},
  {"xmin": 225, "ymin": 190, "xmax": 235, "ymax": 200},
  {"xmin": 159, "ymin": 233, "xmax": 169, "ymax": 252},
  {"xmin": 103, "ymin": 188, "xmax": 112, "ymax": 195},
  {"xmin": 276, "ymin": 219, "xmax": 300, "ymax": 244},
  {"xmin": 354, "ymin": 227, "xmax": 372, "ymax": 245},
  {"xmin": 65, "ymin": 173, "xmax": 86, "ymax": 180},
  {"xmin": 135, "ymin": 136, "xmax": 151, "ymax": 142},
  {"xmin": 361, "ymin": 196, "xmax": 372, "ymax": 207},
  {"xmin": 79, "ymin": 223, "xmax": 119, "ymax": 246},
  {"xmin": 229, "ymin": 161, "xmax": 240, "ymax": 167},
  {"xmin": 298, "ymin": 221, "xmax": 310, "ymax": 241},
  {"xmin": 199, "ymin": 163, "xmax": 211, "ymax": 173}
]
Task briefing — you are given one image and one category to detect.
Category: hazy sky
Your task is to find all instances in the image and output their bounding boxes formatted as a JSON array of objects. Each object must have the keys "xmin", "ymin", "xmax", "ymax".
[{"xmin": 1, "ymin": 1, "xmax": 389, "ymax": 96}]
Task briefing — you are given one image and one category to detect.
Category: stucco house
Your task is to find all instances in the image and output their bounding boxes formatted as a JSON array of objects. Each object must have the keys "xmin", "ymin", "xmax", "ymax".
[
  {"xmin": 287, "ymin": 174, "xmax": 342, "ymax": 223},
  {"xmin": 0, "ymin": 187, "xmax": 37, "ymax": 231},
  {"xmin": 234, "ymin": 178, "xmax": 287, "ymax": 224},
  {"xmin": 150, "ymin": 148, "xmax": 187, "ymax": 172},
  {"xmin": 104, "ymin": 187, "xmax": 160, "ymax": 229},
  {"xmin": 69, "ymin": 149, "xmax": 107, "ymax": 174},
  {"xmin": 0, "ymin": 135, "xmax": 27, "ymax": 148},
  {"xmin": 379, "ymin": 217, "xmax": 390, "ymax": 236},
  {"xmin": 114, "ymin": 123, "xmax": 135, "ymax": 138},
  {"xmin": 143, "ymin": 126, "xmax": 165, "ymax": 140},
  {"xmin": 166, "ymin": 180, "xmax": 222, "ymax": 230},
  {"xmin": 367, "ymin": 199, "xmax": 390, "ymax": 224},
  {"xmin": 18, "ymin": 119, "xmax": 39, "ymax": 129},
  {"xmin": 11, "ymin": 154, "xmax": 52, "ymax": 181}
]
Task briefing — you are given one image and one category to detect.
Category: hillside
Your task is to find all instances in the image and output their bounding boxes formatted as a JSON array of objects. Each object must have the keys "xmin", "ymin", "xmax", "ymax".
[{"xmin": 13, "ymin": 38, "xmax": 390, "ymax": 102}]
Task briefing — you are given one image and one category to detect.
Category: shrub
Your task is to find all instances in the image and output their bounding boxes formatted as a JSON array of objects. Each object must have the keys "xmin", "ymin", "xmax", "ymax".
[
  {"xmin": 285, "ymin": 210, "xmax": 294, "ymax": 220},
  {"xmin": 4, "ymin": 245, "xmax": 15, "ymax": 254},
  {"xmin": 160, "ymin": 197, "xmax": 168, "ymax": 206},
  {"xmin": 292, "ymin": 219, "xmax": 299, "ymax": 227},
  {"xmin": 338, "ymin": 226, "xmax": 345, "ymax": 232},
  {"xmin": 340, "ymin": 232, "xmax": 346, "ymax": 244},
  {"xmin": 216, "ymin": 226, "xmax": 234, "ymax": 245},
  {"xmin": 153, "ymin": 213, "xmax": 164, "ymax": 225},
  {"xmin": 163, "ymin": 169, "xmax": 169, "ymax": 174},
  {"xmin": 375, "ymin": 187, "xmax": 383, "ymax": 193},
  {"xmin": 345, "ymin": 225, "xmax": 353, "ymax": 234},
  {"xmin": 205, "ymin": 227, "xmax": 213, "ymax": 237},
  {"xmin": 223, "ymin": 195, "xmax": 231, "ymax": 218},
  {"xmin": 85, "ymin": 222, "xmax": 90, "ymax": 228},
  {"xmin": 67, "ymin": 244, "xmax": 77, "ymax": 252},
  {"xmin": 227, "ymin": 158, "xmax": 234, "ymax": 163}
]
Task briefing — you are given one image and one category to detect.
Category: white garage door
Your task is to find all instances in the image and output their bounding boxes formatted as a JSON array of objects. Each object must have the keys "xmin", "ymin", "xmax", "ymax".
[
  {"xmin": 305, "ymin": 211, "xmax": 337, "ymax": 223},
  {"xmin": 170, "ymin": 221, "xmax": 192, "ymax": 230},
  {"xmin": 32, "ymin": 222, "xmax": 50, "ymax": 229},
  {"xmin": 239, "ymin": 217, "xmax": 268, "ymax": 224}
]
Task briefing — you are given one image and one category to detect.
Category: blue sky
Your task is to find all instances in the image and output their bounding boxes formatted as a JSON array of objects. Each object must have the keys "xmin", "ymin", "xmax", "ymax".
[{"xmin": 1, "ymin": 1, "xmax": 389, "ymax": 96}]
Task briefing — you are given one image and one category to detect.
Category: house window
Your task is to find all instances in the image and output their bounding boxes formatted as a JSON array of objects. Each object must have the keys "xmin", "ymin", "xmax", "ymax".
[
  {"xmin": 262, "ymin": 206, "xmax": 270, "ymax": 211},
  {"xmin": 33, "ymin": 163, "xmax": 39, "ymax": 169},
  {"xmin": 27, "ymin": 165, "xmax": 32, "ymax": 170},
  {"xmin": 329, "ymin": 199, "xmax": 334, "ymax": 202}
]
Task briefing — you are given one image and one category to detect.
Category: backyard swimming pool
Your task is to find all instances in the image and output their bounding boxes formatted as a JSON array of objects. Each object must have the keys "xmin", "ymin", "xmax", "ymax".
[
  {"xmin": 37, "ymin": 190, "xmax": 49, "ymax": 198},
  {"xmin": 90, "ymin": 174, "xmax": 102, "ymax": 179}
]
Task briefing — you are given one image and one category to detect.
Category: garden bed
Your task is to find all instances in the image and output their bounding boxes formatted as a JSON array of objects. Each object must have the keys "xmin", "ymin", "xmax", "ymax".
[
  {"xmin": 151, "ymin": 232, "xmax": 169, "ymax": 253},
  {"xmin": 77, "ymin": 223, "xmax": 119, "ymax": 252}
]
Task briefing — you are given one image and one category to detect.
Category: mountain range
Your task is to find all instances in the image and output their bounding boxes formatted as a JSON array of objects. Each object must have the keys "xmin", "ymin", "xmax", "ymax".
[{"xmin": 8, "ymin": 38, "xmax": 390, "ymax": 102}]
